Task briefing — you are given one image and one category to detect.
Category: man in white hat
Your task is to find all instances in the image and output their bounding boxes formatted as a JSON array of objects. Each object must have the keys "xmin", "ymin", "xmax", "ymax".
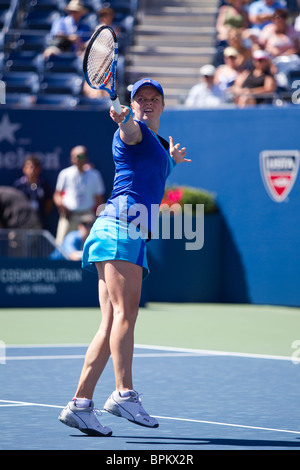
[
  {"xmin": 185, "ymin": 64, "xmax": 224, "ymax": 107},
  {"xmin": 44, "ymin": 0, "xmax": 91, "ymax": 58}
]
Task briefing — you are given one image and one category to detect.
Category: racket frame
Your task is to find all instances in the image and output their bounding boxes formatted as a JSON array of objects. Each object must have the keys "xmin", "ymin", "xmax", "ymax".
[{"xmin": 83, "ymin": 25, "xmax": 122, "ymax": 114}]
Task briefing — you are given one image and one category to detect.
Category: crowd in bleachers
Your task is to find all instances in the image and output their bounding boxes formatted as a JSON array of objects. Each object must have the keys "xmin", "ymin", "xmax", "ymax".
[
  {"xmin": 0, "ymin": 0, "xmax": 138, "ymax": 107},
  {"xmin": 1, "ymin": 0, "xmax": 300, "ymax": 108},
  {"xmin": 186, "ymin": 0, "xmax": 300, "ymax": 107}
]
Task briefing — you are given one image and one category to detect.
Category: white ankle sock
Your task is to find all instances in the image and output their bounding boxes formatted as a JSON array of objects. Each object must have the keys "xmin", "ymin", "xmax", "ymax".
[
  {"xmin": 119, "ymin": 390, "xmax": 133, "ymax": 397},
  {"xmin": 73, "ymin": 397, "xmax": 92, "ymax": 408}
]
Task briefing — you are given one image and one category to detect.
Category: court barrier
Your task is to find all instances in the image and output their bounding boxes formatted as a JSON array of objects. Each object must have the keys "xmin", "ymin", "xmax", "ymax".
[
  {"xmin": 0, "ymin": 229, "xmax": 67, "ymax": 259},
  {"xmin": 145, "ymin": 212, "xmax": 223, "ymax": 303},
  {"xmin": 0, "ymin": 257, "xmax": 99, "ymax": 308},
  {"xmin": 0, "ymin": 230, "xmax": 146, "ymax": 308}
]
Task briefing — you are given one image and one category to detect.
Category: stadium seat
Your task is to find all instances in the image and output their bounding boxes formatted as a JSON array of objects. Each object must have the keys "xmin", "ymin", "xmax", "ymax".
[
  {"xmin": 118, "ymin": 14, "xmax": 134, "ymax": 51},
  {"xmin": 5, "ymin": 92, "xmax": 35, "ymax": 106},
  {"xmin": 40, "ymin": 72, "xmax": 83, "ymax": 95},
  {"xmin": 28, "ymin": 0, "xmax": 67, "ymax": 12},
  {"xmin": 35, "ymin": 93, "xmax": 78, "ymax": 107},
  {"xmin": 288, "ymin": 69, "xmax": 300, "ymax": 85},
  {"xmin": 109, "ymin": 0, "xmax": 138, "ymax": 16},
  {"xmin": 0, "ymin": 6, "xmax": 8, "ymax": 29},
  {"xmin": 0, "ymin": 51, "xmax": 3, "ymax": 74},
  {"xmin": 4, "ymin": 51, "xmax": 44, "ymax": 73},
  {"xmin": 84, "ymin": 0, "xmax": 103, "ymax": 13},
  {"xmin": 77, "ymin": 95, "xmax": 110, "ymax": 108},
  {"xmin": 15, "ymin": 32, "xmax": 48, "ymax": 52},
  {"xmin": 0, "ymin": 71, "xmax": 40, "ymax": 94},
  {"xmin": 22, "ymin": 10, "xmax": 60, "ymax": 31},
  {"xmin": 43, "ymin": 53, "xmax": 82, "ymax": 74}
]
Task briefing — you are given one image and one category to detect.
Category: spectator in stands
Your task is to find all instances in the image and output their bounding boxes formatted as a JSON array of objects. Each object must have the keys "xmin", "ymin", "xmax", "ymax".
[
  {"xmin": 227, "ymin": 27, "xmax": 253, "ymax": 70},
  {"xmin": 231, "ymin": 48, "xmax": 277, "ymax": 106},
  {"xmin": 214, "ymin": 47, "xmax": 240, "ymax": 97},
  {"xmin": 13, "ymin": 155, "xmax": 53, "ymax": 229},
  {"xmin": 216, "ymin": 0, "xmax": 250, "ymax": 43},
  {"xmin": 50, "ymin": 214, "xmax": 96, "ymax": 260},
  {"xmin": 259, "ymin": 8, "xmax": 299, "ymax": 58},
  {"xmin": 185, "ymin": 65, "xmax": 224, "ymax": 107},
  {"xmin": 295, "ymin": 0, "xmax": 300, "ymax": 33},
  {"xmin": 295, "ymin": 14, "xmax": 300, "ymax": 33},
  {"xmin": 97, "ymin": 4, "xmax": 118, "ymax": 29},
  {"xmin": 53, "ymin": 145, "xmax": 105, "ymax": 245},
  {"xmin": 0, "ymin": 186, "xmax": 42, "ymax": 229},
  {"xmin": 44, "ymin": 0, "xmax": 91, "ymax": 59},
  {"xmin": 97, "ymin": 4, "xmax": 124, "ymax": 51},
  {"xmin": 248, "ymin": 0, "xmax": 287, "ymax": 31}
]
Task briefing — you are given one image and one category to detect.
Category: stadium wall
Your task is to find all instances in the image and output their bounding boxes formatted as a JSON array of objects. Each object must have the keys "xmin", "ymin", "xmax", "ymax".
[
  {"xmin": 0, "ymin": 106, "xmax": 299, "ymax": 307},
  {"xmin": 161, "ymin": 107, "xmax": 300, "ymax": 307}
]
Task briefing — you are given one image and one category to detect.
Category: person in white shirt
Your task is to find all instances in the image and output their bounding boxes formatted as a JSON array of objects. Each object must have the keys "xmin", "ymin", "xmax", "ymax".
[
  {"xmin": 185, "ymin": 64, "xmax": 224, "ymax": 108},
  {"xmin": 53, "ymin": 145, "xmax": 105, "ymax": 245}
]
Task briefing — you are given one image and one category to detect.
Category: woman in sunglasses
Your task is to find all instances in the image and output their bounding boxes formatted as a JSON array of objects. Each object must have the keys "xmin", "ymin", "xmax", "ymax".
[{"xmin": 231, "ymin": 49, "xmax": 277, "ymax": 106}]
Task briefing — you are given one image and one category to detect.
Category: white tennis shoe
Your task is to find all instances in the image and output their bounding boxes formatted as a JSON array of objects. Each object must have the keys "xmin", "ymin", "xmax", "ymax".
[
  {"xmin": 103, "ymin": 390, "xmax": 159, "ymax": 428},
  {"xmin": 58, "ymin": 400, "xmax": 113, "ymax": 437}
]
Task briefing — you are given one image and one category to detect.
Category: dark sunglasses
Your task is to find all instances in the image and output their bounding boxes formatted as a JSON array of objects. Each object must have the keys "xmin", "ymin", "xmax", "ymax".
[{"xmin": 273, "ymin": 14, "xmax": 286, "ymax": 19}]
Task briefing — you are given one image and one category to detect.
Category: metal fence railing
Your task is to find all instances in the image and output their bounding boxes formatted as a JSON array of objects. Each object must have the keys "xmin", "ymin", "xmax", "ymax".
[{"xmin": 0, "ymin": 229, "xmax": 68, "ymax": 259}]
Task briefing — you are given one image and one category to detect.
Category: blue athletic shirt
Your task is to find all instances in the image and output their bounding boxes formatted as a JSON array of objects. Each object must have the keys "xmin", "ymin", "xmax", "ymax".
[{"xmin": 99, "ymin": 120, "xmax": 176, "ymax": 236}]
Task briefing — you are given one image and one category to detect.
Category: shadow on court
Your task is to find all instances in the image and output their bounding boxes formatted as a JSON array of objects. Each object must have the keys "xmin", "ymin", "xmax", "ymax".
[{"xmin": 69, "ymin": 434, "xmax": 300, "ymax": 449}]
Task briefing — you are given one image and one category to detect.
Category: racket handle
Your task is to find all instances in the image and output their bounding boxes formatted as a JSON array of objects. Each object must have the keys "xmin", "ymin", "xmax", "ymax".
[{"xmin": 111, "ymin": 96, "xmax": 122, "ymax": 115}]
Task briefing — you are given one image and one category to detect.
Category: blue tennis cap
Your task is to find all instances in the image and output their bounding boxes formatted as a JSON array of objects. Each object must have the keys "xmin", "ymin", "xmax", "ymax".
[{"xmin": 131, "ymin": 78, "xmax": 164, "ymax": 101}]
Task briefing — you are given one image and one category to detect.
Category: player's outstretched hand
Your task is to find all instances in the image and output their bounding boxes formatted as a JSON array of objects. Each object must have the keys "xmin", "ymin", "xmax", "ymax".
[{"xmin": 169, "ymin": 136, "xmax": 191, "ymax": 164}]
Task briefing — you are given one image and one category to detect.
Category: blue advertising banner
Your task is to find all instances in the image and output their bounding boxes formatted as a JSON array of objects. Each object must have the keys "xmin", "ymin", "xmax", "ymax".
[
  {"xmin": 0, "ymin": 258, "xmax": 147, "ymax": 308},
  {"xmin": 0, "ymin": 107, "xmax": 116, "ymax": 190},
  {"xmin": 0, "ymin": 258, "xmax": 99, "ymax": 308}
]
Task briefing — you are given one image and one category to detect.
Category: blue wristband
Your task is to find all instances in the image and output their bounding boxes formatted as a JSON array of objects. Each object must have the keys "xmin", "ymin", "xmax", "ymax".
[{"xmin": 122, "ymin": 106, "xmax": 133, "ymax": 124}]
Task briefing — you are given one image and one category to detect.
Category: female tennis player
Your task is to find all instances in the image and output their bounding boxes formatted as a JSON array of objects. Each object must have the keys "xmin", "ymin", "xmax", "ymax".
[{"xmin": 59, "ymin": 78, "xmax": 190, "ymax": 436}]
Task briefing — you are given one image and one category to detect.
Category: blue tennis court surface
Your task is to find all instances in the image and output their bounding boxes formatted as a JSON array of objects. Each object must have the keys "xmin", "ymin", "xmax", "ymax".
[{"xmin": 1, "ymin": 344, "xmax": 300, "ymax": 451}]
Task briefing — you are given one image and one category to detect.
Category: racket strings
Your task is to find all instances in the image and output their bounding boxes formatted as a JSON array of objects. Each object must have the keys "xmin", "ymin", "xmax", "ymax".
[{"xmin": 87, "ymin": 30, "xmax": 115, "ymax": 87}]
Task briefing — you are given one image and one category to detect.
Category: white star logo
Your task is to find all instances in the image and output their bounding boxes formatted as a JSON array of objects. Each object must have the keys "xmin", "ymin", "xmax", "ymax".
[{"xmin": 0, "ymin": 113, "xmax": 22, "ymax": 144}]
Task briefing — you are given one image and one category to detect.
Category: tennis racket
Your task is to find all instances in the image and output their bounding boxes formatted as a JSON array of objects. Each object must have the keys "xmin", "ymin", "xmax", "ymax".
[{"xmin": 83, "ymin": 25, "xmax": 122, "ymax": 114}]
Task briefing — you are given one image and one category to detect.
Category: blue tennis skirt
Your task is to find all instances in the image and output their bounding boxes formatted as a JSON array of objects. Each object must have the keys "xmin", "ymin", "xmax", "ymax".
[{"xmin": 82, "ymin": 217, "xmax": 149, "ymax": 279}]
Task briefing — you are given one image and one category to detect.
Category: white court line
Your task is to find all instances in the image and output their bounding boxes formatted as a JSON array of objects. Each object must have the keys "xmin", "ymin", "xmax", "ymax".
[
  {"xmin": 0, "ymin": 399, "xmax": 300, "ymax": 436},
  {"xmin": 5, "ymin": 355, "xmax": 86, "ymax": 361},
  {"xmin": 0, "ymin": 400, "xmax": 62, "ymax": 409},
  {"xmin": 4, "ymin": 343, "xmax": 293, "ymax": 361},
  {"xmin": 135, "ymin": 344, "xmax": 293, "ymax": 362},
  {"xmin": 4, "ymin": 353, "xmax": 204, "ymax": 361}
]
